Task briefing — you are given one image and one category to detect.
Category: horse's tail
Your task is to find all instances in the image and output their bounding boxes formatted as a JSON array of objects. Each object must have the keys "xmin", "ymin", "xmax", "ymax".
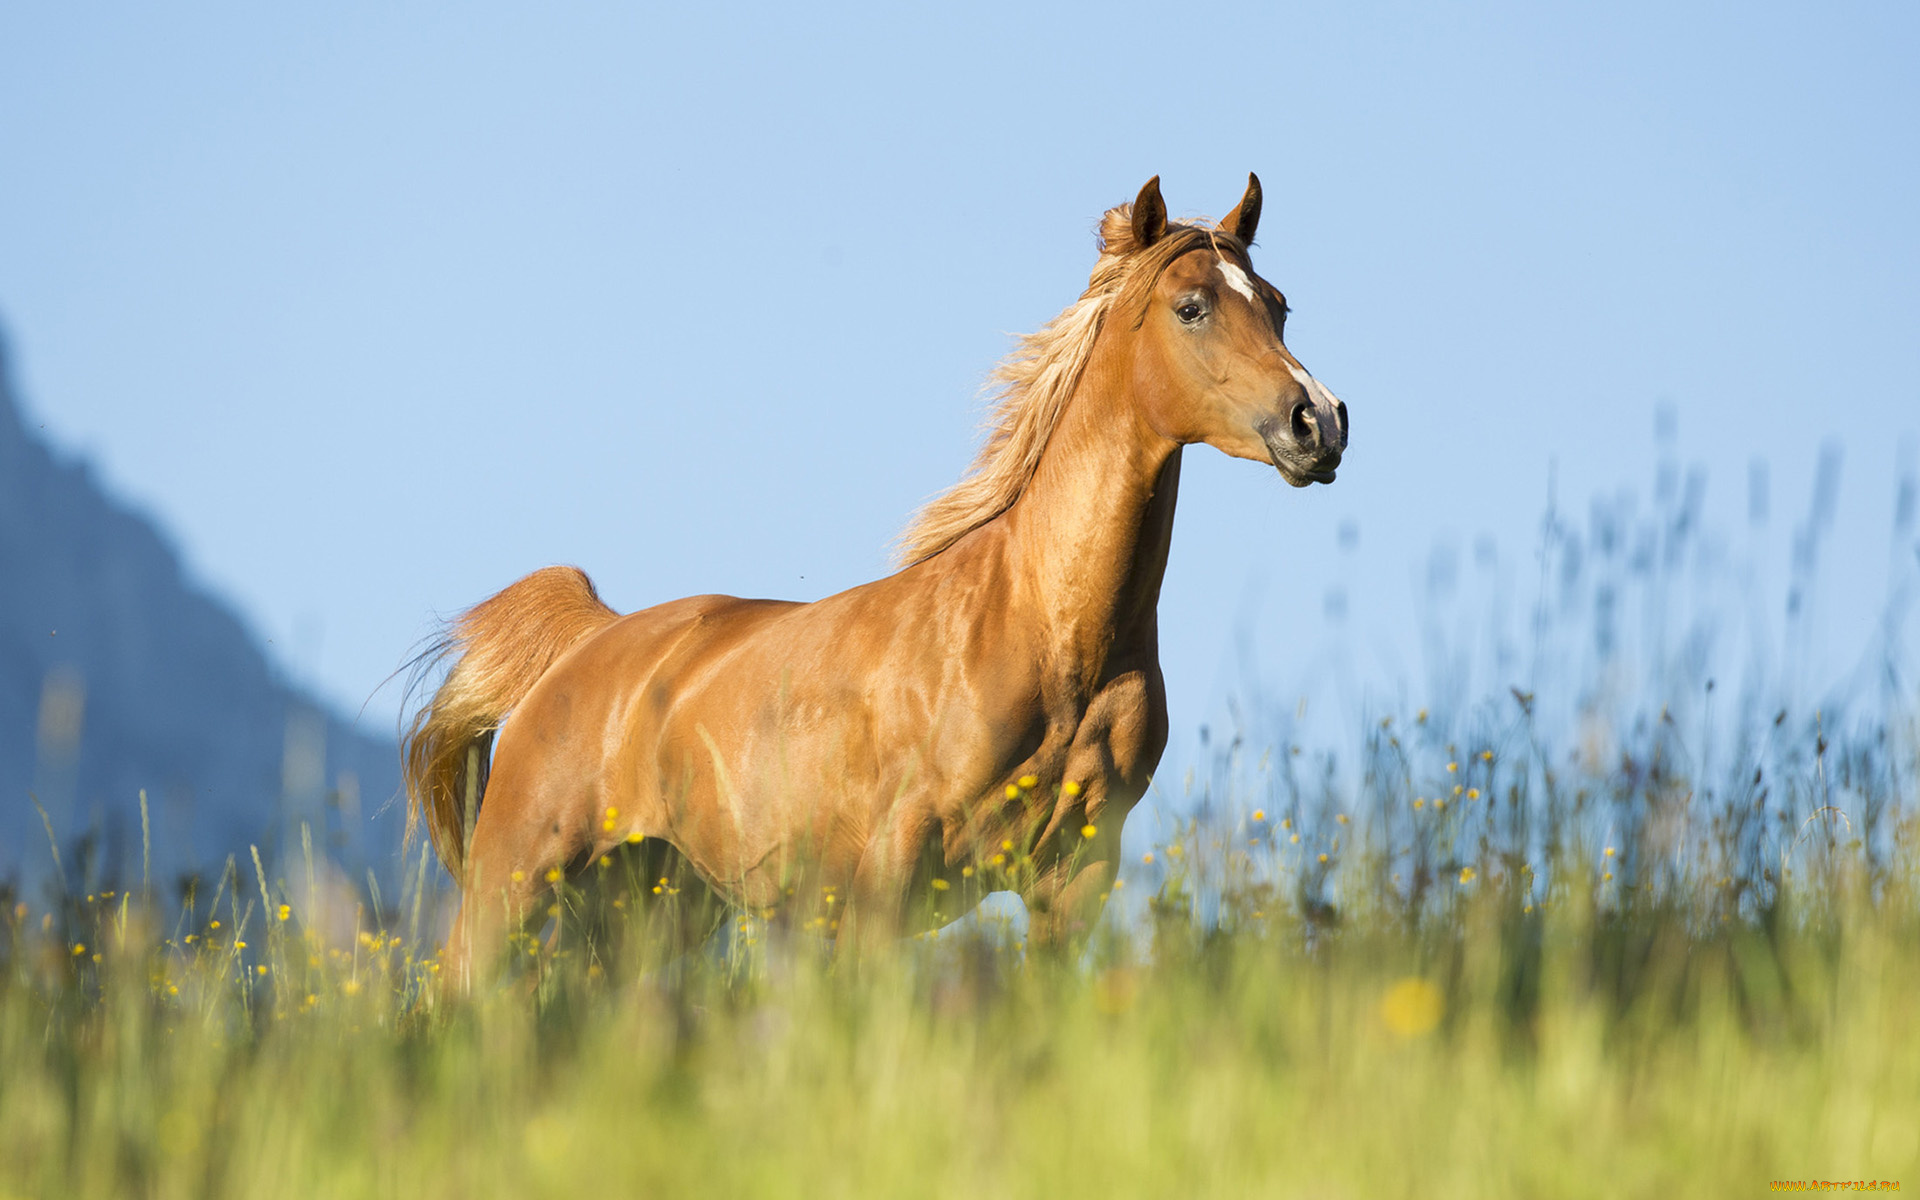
[{"xmin": 403, "ymin": 566, "xmax": 620, "ymax": 880}]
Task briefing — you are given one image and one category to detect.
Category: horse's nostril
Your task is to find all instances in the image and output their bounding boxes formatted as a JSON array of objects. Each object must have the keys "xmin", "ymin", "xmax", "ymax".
[
  {"xmin": 1289, "ymin": 399, "xmax": 1316, "ymax": 445},
  {"xmin": 1334, "ymin": 400, "xmax": 1349, "ymax": 439}
]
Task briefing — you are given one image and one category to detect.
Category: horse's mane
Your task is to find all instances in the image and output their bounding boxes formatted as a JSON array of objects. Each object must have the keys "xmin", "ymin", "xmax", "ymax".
[{"xmin": 894, "ymin": 206, "xmax": 1238, "ymax": 567}]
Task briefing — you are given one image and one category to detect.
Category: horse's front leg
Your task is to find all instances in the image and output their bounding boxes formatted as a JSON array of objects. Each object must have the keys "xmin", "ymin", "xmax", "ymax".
[{"xmin": 1021, "ymin": 819, "xmax": 1123, "ymax": 955}]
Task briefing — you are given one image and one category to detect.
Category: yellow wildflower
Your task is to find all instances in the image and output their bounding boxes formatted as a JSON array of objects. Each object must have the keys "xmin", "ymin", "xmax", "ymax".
[
  {"xmin": 1081, "ymin": 824, "xmax": 1097, "ymax": 839},
  {"xmin": 1062, "ymin": 780, "xmax": 1082, "ymax": 797},
  {"xmin": 1018, "ymin": 775, "xmax": 1038, "ymax": 789},
  {"xmin": 1380, "ymin": 977, "xmax": 1443, "ymax": 1038}
]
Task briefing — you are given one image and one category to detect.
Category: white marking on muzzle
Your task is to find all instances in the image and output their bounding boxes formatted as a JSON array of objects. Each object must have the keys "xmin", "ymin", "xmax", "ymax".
[
  {"xmin": 1217, "ymin": 260, "xmax": 1258, "ymax": 305},
  {"xmin": 1288, "ymin": 362, "xmax": 1343, "ymax": 416}
]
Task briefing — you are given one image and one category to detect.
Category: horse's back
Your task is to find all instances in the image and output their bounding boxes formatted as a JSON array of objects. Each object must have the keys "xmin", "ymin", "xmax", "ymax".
[
  {"xmin": 492, "ymin": 593, "xmax": 797, "ymax": 772},
  {"xmin": 544, "ymin": 591, "xmax": 805, "ymax": 721}
]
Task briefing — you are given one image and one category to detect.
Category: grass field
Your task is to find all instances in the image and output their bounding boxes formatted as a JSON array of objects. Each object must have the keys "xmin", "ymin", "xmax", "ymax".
[
  {"xmin": 5, "ymin": 475, "xmax": 1918, "ymax": 1198},
  {"xmin": 3, "ymin": 685, "xmax": 1915, "ymax": 1199}
]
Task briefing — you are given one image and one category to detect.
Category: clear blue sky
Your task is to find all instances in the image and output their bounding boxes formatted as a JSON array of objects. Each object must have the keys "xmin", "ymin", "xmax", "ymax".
[{"xmin": 2, "ymin": 2, "xmax": 1915, "ymax": 777}]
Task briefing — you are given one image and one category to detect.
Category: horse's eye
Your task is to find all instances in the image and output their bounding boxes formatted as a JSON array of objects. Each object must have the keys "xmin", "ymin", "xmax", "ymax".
[{"xmin": 1177, "ymin": 302, "xmax": 1204, "ymax": 324}]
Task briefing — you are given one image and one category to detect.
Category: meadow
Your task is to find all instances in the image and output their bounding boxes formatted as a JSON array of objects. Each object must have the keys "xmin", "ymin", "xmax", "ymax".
[{"xmin": 4, "ymin": 473, "xmax": 1917, "ymax": 1199}]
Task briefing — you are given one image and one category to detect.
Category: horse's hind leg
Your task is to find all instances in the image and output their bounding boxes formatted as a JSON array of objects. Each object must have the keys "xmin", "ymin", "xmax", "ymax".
[
  {"xmin": 442, "ymin": 769, "xmax": 593, "ymax": 989},
  {"xmin": 444, "ymin": 856, "xmax": 539, "ymax": 990},
  {"xmin": 444, "ymin": 816, "xmax": 555, "ymax": 988}
]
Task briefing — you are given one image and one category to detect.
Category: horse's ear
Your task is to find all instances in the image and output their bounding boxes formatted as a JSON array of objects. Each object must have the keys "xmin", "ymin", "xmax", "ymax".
[
  {"xmin": 1130, "ymin": 176, "xmax": 1168, "ymax": 248},
  {"xmin": 1220, "ymin": 172, "xmax": 1262, "ymax": 245}
]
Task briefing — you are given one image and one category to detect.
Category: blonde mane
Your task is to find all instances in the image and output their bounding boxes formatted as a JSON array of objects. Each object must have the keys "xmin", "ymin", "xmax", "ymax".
[{"xmin": 894, "ymin": 210, "xmax": 1237, "ymax": 567}]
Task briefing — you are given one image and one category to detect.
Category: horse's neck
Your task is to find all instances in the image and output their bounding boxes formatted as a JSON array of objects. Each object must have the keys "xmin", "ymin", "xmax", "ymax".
[{"xmin": 999, "ymin": 354, "xmax": 1181, "ymax": 670}]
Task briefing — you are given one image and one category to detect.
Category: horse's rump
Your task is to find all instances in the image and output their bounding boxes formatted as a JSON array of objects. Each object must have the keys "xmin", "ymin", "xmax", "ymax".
[{"xmin": 403, "ymin": 565, "xmax": 619, "ymax": 876}]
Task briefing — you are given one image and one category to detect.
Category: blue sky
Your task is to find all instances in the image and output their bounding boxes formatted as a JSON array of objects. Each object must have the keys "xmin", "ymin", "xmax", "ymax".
[{"xmin": 2, "ymin": 2, "xmax": 1915, "ymax": 783}]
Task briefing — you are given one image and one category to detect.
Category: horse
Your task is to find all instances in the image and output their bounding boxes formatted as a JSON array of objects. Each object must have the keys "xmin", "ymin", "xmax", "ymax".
[{"xmin": 403, "ymin": 174, "xmax": 1349, "ymax": 985}]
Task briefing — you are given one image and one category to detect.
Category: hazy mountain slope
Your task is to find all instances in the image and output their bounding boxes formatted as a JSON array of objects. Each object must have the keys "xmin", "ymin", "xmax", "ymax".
[{"xmin": 0, "ymin": 325, "xmax": 403, "ymax": 893}]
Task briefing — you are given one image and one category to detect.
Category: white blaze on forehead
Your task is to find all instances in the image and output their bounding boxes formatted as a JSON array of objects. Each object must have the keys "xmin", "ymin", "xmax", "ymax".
[{"xmin": 1216, "ymin": 259, "xmax": 1259, "ymax": 305}]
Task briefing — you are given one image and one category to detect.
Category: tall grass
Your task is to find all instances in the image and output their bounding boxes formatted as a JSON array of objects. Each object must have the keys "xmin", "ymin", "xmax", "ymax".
[
  {"xmin": 2, "ymin": 802, "xmax": 1915, "ymax": 1198},
  {"xmin": 3, "ymin": 456, "xmax": 1917, "ymax": 1198}
]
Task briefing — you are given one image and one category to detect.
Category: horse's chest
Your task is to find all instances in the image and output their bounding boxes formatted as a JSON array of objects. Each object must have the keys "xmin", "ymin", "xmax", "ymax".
[
  {"xmin": 1068, "ymin": 665, "xmax": 1167, "ymax": 787},
  {"xmin": 980, "ymin": 660, "xmax": 1166, "ymax": 801}
]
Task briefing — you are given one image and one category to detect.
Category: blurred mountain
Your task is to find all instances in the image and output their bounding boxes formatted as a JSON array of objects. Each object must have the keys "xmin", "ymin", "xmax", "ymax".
[{"xmin": 0, "ymin": 324, "xmax": 403, "ymax": 896}]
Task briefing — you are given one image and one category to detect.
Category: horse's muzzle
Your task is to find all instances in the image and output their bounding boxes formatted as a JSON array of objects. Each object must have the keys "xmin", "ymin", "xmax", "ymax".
[{"xmin": 1257, "ymin": 395, "xmax": 1347, "ymax": 488}]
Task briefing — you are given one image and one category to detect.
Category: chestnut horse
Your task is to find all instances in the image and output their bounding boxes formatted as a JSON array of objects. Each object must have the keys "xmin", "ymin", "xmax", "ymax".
[{"xmin": 405, "ymin": 175, "xmax": 1348, "ymax": 984}]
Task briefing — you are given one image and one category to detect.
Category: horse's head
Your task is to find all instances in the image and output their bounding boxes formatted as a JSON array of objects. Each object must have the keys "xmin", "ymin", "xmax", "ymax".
[{"xmin": 1106, "ymin": 174, "xmax": 1348, "ymax": 487}]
